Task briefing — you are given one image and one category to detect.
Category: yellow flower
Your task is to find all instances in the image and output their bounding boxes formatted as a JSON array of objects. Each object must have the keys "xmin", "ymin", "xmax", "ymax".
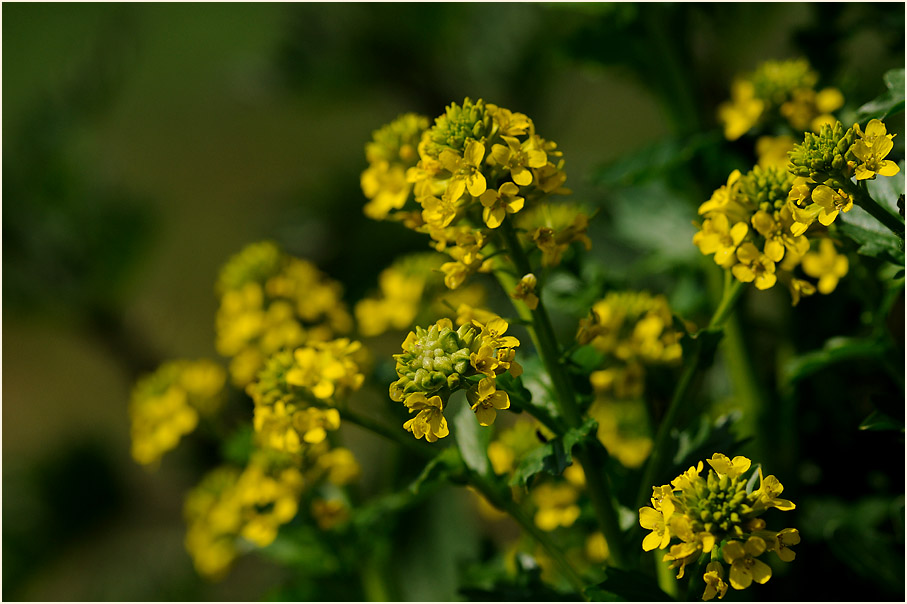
[
  {"xmin": 639, "ymin": 493, "xmax": 674, "ymax": 551},
  {"xmin": 718, "ymin": 80, "xmax": 764, "ymax": 140},
  {"xmin": 421, "ymin": 184, "xmax": 463, "ymax": 229},
  {"xmin": 722, "ymin": 537, "xmax": 772, "ymax": 590},
  {"xmin": 756, "ymin": 135, "xmax": 796, "ymax": 170},
  {"xmin": 698, "ymin": 170, "xmax": 742, "ymax": 215},
  {"xmin": 467, "ymin": 377, "xmax": 511, "ymax": 426},
  {"xmin": 852, "ymin": 119, "xmax": 900, "ymax": 180},
  {"xmin": 703, "ymin": 561, "xmax": 729, "ymax": 601},
  {"xmin": 532, "ymin": 482, "xmax": 581, "ymax": 531},
  {"xmin": 403, "ymin": 393, "xmax": 449, "ymax": 442},
  {"xmin": 693, "ymin": 213, "xmax": 749, "ymax": 267},
  {"xmin": 706, "ymin": 453, "xmax": 751, "ymax": 480},
  {"xmin": 473, "ymin": 317, "xmax": 521, "ymax": 349},
  {"xmin": 438, "ymin": 140, "xmax": 487, "ymax": 197},
  {"xmin": 754, "ymin": 468, "xmax": 796, "ymax": 511},
  {"xmin": 361, "ymin": 162, "xmax": 411, "ymax": 220},
  {"xmin": 732, "ymin": 242, "xmax": 777, "ymax": 290},
  {"xmin": 479, "ymin": 182, "xmax": 525, "ymax": 228},
  {"xmin": 801, "ymin": 239, "xmax": 848, "ymax": 294},
  {"xmin": 311, "ymin": 498, "xmax": 349, "ymax": 531},
  {"xmin": 510, "ymin": 273, "xmax": 539, "ymax": 310},
  {"xmin": 810, "ymin": 184, "xmax": 852, "ymax": 226},
  {"xmin": 490, "ymin": 135, "xmax": 547, "ymax": 186},
  {"xmin": 586, "ymin": 532, "xmax": 610, "ymax": 563},
  {"xmin": 750, "ymin": 210, "xmax": 808, "ymax": 263}
]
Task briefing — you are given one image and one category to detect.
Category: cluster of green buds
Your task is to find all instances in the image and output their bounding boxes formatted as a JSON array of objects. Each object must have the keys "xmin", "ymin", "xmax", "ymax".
[
  {"xmin": 788, "ymin": 119, "xmax": 900, "ymax": 232},
  {"xmin": 639, "ymin": 453, "xmax": 798, "ymax": 601},
  {"xmin": 390, "ymin": 316, "xmax": 521, "ymax": 441},
  {"xmin": 693, "ymin": 162, "xmax": 851, "ymax": 304},
  {"xmin": 718, "ymin": 58, "xmax": 844, "ymax": 140}
]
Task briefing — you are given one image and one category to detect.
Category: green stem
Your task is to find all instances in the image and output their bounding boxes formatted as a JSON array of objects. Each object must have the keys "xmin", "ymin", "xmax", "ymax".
[
  {"xmin": 337, "ymin": 406, "xmax": 437, "ymax": 461},
  {"xmin": 635, "ymin": 277, "xmax": 744, "ymax": 508},
  {"xmin": 339, "ymin": 405, "xmax": 589, "ymax": 598},
  {"xmin": 841, "ymin": 178, "xmax": 905, "ymax": 239},
  {"xmin": 470, "ymin": 473, "xmax": 591, "ymax": 600},
  {"xmin": 497, "ymin": 217, "xmax": 630, "ymax": 570}
]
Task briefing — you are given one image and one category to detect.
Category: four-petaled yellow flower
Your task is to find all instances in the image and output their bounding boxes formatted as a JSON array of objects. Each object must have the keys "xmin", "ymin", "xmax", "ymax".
[
  {"xmin": 811, "ymin": 184, "xmax": 853, "ymax": 226},
  {"xmin": 639, "ymin": 491, "xmax": 674, "ymax": 551},
  {"xmin": 732, "ymin": 242, "xmax": 777, "ymax": 289},
  {"xmin": 853, "ymin": 119, "xmax": 900, "ymax": 180},
  {"xmin": 722, "ymin": 537, "xmax": 773, "ymax": 590},
  {"xmin": 490, "ymin": 135, "xmax": 547, "ymax": 186},
  {"xmin": 693, "ymin": 214, "xmax": 749, "ymax": 267},
  {"xmin": 467, "ymin": 377, "xmax": 510, "ymax": 426},
  {"xmin": 801, "ymin": 239, "xmax": 848, "ymax": 294},
  {"xmin": 439, "ymin": 140, "xmax": 488, "ymax": 197},
  {"xmin": 479, "ymin": 182, "xmax": 525, "ymax": 228},
  {"xmin": 402, "ymin": 393, "xmax": 450, "ymax": 442},
  {"xmin": 703, "ymin": 561, "xmax": 729, "ymax": 601}
]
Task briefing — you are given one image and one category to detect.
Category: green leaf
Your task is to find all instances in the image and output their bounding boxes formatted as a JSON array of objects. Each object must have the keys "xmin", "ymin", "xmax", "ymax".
[
  {"xmin": 258, "ymin": 524, "xmax": 340, "ymax": 575},
  {"xmin": 855, "ymin": 68, "xmax": 905, "ymax": 122},
  {"xmin": 591, "ymin": 133, "xmax": 718, "ymax": 189},
  {"xmin": 452, "ymin": 396, "xmax": 492, "ymax": 477},
  {"xmin": 782, "ymin": 336, "xmax": 889, "ymax": 385},
  {"xmin": 410, "ymin": 446, "xmax": 465, "ymax": 494},
  {"xmin": 509, "ymin": 417, "xmax": 598, "ymax": 488},
  {"xmin": 859, "ymin": 409, "xmax": 905, "ymax": 432},
  {"xmin": 585, "ymin": 567, "xmax": 673, "ymax": 601}
]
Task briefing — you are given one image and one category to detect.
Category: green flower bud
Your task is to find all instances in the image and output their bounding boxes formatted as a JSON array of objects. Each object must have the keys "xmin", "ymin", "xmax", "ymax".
[
  {"xmin": 390, "ymin": 319, "xmax": 482, "ymax": 399},
  {"xmin": 425, "ymin": 98, "xmax": 493, "ymax": 158}
]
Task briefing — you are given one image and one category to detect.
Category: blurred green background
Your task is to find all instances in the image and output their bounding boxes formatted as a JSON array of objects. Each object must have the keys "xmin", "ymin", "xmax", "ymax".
[{"xmin": 3, "ymin": 3, "xmax": 904, "ymax": 601}]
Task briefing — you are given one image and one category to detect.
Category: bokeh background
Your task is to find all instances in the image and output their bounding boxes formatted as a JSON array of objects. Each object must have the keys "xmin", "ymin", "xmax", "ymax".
[{"xmin": 3, "ymin": 3, "xmax": 904, "ymax": 601}]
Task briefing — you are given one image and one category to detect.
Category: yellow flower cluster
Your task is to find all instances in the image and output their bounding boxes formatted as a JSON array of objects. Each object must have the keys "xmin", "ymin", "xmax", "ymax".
[
  {"xmin": 718, "ymin": 58, "xmax": 844, "ymax": 140},
  {"xmin": 576, "ymin": 291, "xmax": 682, "ymax": 468},
  {"xmin": 215, "ymin": 241, "xmax": 353, "ymax": 387},
  {"xmin": 693, "ymin": 164, "xmax": 853, "ymax": 304},
  {"xmin": 361, "ymin": 113, "xmax": 430, "ymax": 220},
  {"xmin": 390, "ymin": 316, "xmax": 521, "ymax": 440},
  {"xmin": 129, "ymin": 359, "xmax": 226, "ymax": 466},
  {"xmin": 788, "ymin": 119, "xmax": 899, "ymax": 227},
  {"xmin": 363, "ymin": 99, "xmax": 572, "ymax": 290},
  {"xmin": 246, "ymin": 338, "xmax": 366, "ymax": 453},
  {"xmin": 183, "ymin": 451, "xmax": 305, "ymax": 579},
  {"xmin": 639, "ymin": 453, "xmax": 798, "ymax": 600}
]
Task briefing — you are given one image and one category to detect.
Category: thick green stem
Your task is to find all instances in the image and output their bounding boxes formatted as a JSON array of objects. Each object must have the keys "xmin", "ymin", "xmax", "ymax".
[
  {"xmin": 497, "ymin": 217, "xmax": 630, "ymax": 570},
  {"xmin": 635, "ymin": 277, "xmax": 744, "ymax": 508}
]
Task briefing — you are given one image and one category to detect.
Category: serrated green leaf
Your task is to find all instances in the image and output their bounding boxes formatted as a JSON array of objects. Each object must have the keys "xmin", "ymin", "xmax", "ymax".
[
  {"xmin": 855, "ymin": 68, "xmax": 905, "ymax": 122},
  {"xmin": 859, "ymin": 409, "xmax": 905, "ymax": 432},
  {"xmin": 585, "ymin": 567, "xmax": 673, "ymax": 601},
  {"xmin": 509, "ymin": 417, "xmax": 598, "ymax": 487},
  {"xmin": 837, "ymin": 216, "xmax": 905, "ymax": 265}
]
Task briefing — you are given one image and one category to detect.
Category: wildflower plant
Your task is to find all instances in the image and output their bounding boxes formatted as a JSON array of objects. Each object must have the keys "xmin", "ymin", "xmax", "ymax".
[{"xmin": 126, "ymin": 61, "xmax": 904, "ymax": 601}]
